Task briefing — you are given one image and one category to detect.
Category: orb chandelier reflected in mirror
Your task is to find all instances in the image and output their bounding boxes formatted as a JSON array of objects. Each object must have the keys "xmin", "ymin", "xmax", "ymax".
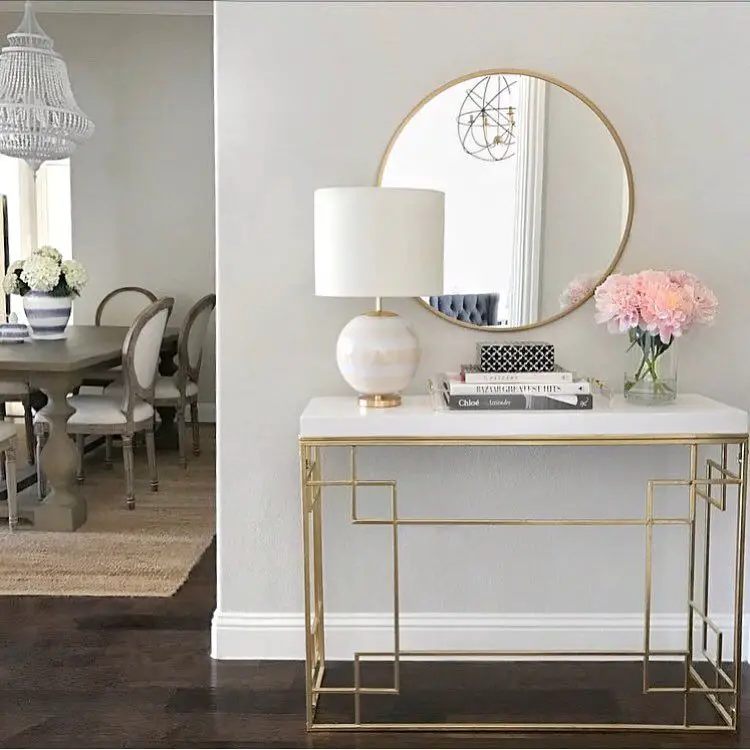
[
  {"xmin": 0, "ymin": 0, "xmax": 94, "ymax": 172},
  {"xmin": 456, "ymin": 74, "xmax": 516, "ymax": 162}
]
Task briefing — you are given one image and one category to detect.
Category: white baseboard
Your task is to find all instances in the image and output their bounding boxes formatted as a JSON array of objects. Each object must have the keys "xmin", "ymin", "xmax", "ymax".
[
  {"xmin": 198, "ymin": 401, "xmax": 215, "ymax": 423},
  {"xmin": 211, "ymin": 610, "xmax": 745, "ymax": 661}
]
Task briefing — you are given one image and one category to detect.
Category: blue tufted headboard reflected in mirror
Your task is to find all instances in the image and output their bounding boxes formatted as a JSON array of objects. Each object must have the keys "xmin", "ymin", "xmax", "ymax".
[{"xmin": 428, "ymin": 294, "xmax": 502, "ymax": 326}]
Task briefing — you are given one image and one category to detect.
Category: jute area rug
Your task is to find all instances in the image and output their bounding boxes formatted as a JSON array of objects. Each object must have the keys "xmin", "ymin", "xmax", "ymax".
[{"xmin": 0, "ymin": 426, "xmax": 215, "ymax": 597}]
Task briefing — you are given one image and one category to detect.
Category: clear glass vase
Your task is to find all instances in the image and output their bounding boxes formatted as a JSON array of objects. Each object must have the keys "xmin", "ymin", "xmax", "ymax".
[{"xmin": 623, "ymin": 329, "xmax": 677, "ymax": 405}]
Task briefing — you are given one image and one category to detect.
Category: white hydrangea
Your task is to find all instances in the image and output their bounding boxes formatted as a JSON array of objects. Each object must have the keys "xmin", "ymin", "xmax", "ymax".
[
  {"xmin": 36, "ymin": 246, "xmax": 63, "ymax": 263},
  {"xmin": 2, "ymin": 270, "xmax": 19, "ymax": 295},
  {"xmin": 2, "ymin": 260, "xmax": 25, "ymax": 295},
  {"xmin": 62, "ymin": 259, "xmax": 88, "ymax": 293},
  {"xmin": 21, "ymin": 253, "xmax": 61, "ymax": 292}
]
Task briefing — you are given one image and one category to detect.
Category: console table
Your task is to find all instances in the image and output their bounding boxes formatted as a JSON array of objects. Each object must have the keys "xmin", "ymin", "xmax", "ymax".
[{"xmin": 299, "ymin": 394, "xmax": 748, "ymax": 732}]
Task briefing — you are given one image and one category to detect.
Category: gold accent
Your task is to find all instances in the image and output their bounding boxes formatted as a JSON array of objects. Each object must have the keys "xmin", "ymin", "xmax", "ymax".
[
  {"xmin": 301, "ymin": 434, "xmax": 747, "ymax": 731},
  {"xmin": 358, "ymin": 393, "xmax": 401, "ymax": 408},
  {"xmin": 363, "ymin": 310, "xmax": 397, "ymax": 318},
  {"xmin": 376, "ymin": 67, "xmax": 636, "ymax": 334},
  {"xmin": 301, "ymin": 434, "xmax": 747, "ymax": 447}
]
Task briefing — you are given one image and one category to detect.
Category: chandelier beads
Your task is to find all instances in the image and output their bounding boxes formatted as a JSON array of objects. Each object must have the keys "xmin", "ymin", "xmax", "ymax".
[{"xmin": 0, "ymin": 1, "xmax": 94, "ymax": 172}]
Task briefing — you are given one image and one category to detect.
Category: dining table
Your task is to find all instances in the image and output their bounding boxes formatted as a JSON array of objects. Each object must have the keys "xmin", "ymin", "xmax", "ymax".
[{"xmin": 0, "ymin": 325, "xmax": 179, "ymax": 531}]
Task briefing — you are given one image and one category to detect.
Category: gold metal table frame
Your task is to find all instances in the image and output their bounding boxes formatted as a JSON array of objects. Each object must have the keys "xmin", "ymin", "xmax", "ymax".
[{"xmin": 299, "ymin": 433, "xmax": 748, "ymax": 732}]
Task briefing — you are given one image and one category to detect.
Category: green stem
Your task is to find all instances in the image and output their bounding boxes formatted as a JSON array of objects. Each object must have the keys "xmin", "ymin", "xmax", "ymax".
[{"xmin": 626, "ymin": 332, "xmax": 675, "ymax": 397}]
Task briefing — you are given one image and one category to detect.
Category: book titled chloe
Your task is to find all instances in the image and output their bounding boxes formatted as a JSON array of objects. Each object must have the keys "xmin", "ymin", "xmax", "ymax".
[{"xmin": 443, "ymin": 392, "xmax": 594, "ymax": 411}]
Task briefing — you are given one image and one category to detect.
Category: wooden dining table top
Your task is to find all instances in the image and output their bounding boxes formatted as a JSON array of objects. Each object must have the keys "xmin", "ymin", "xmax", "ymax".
[{"xmin": 0, "ymin": 325, "xmax": 179, "ymax": 373}]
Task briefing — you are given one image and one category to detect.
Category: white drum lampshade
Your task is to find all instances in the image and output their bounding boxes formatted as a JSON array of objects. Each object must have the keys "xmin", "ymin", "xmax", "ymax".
[{"xmin": 314, "ymin": 187, "xmax": 445, "ymax": 407}]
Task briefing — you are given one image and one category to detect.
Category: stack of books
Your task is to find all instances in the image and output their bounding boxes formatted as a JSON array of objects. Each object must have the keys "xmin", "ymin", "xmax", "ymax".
[{"xmin": 436, "ymin": 341, "xmax": 594, "ymax": 411}]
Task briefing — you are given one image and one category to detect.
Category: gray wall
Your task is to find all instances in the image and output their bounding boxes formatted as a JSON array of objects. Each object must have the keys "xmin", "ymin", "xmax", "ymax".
[{"xmin": 213, "ymin": 1, "xmax": 749, "ymax": 657}]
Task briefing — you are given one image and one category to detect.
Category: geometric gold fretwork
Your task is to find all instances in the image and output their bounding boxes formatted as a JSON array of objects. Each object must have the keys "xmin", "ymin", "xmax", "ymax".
[{"xmin": 300, "ymin": 435, "xmax": 748, "ymax": 732}]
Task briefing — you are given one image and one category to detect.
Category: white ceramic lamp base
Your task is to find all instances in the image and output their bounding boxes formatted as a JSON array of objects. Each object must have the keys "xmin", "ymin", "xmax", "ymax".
[{"xmin": 336, "ymin": 311, "xmax": 420, "ymax": 407}]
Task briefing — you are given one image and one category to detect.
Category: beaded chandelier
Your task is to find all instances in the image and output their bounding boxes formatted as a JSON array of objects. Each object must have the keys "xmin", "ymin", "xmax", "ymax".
[{"xmin": 0, "ymin": 1, "xmax": 94, "ymax": 172}]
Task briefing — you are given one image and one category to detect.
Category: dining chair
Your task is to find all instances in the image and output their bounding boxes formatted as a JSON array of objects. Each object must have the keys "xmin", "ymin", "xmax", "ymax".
[
  {"xmin": 0, "ymin": 422, "xmax": 18, "ymax": 530},
  {"xmin": 36, "ymin": 297, "xmax": 175, "ymax": 510},
  {"xmin": 84, "ymin": 286, "xmax": 159, "ymax": 389},
  {"xmin": 106, "ymin": 293, "xmax": 216, "ymax": 468},
  {"xmin": 95, "ymin": 286, "xmax": 158, "ymax": 327},
  {"xmin": 0, "ymin": 383, "xmax": 35, "ymax": 465}
]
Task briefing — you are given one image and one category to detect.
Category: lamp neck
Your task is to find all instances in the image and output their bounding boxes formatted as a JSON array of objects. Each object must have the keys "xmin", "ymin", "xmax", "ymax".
[{"xmin": 375, "ymin": 296, "xmax": 382, "ymax": 313}]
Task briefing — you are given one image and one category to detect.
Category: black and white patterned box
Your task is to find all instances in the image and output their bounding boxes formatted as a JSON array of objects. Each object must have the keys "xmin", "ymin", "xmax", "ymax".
[{"xmin": 477, "ymin": 341, "xmax": 555, "ymax": 372}]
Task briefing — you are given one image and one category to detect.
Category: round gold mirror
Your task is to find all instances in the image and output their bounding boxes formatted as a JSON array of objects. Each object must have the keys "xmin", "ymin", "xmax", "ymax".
[{"xmin": 377, "ymin": 69, "xmax": 634, "ymax": 332}]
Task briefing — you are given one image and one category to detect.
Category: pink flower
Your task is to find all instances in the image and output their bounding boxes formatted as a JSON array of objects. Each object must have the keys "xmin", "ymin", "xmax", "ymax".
[
  {"xmin": 639, "ymin": 274, "xmax": 694, "ymax": 343},
  {"xmin": 690, "ymin": 280, "xmax": 718, "ymax": 325},
  {"xmin": 559, "ymin": 274, "xmax": 598, "ymax": 309},
  {"xmin": 594, "ymin": 274, "xmax": 641, "ymax": 333},
  {"xmin": 594, "ymin": 268, "xmax": 718, "ymax": 343},
  {"xmin": 666, "ymin": 269, "xmax": 697, "ymax": 286}
]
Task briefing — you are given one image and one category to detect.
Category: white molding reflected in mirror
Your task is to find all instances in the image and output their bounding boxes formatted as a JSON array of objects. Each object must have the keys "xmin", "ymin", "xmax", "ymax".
[{"xmin": 377, "ymin": 69, "xmax": 634, "ymax": 332}]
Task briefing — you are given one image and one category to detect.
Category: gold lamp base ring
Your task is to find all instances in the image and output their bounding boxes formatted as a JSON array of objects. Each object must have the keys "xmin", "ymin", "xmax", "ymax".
[{"xmin": 358, "ymin": 393, "xmax": 402, "ymax": 408}]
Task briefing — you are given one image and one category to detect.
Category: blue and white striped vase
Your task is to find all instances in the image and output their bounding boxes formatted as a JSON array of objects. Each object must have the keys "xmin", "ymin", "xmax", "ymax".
[{"xmin": 22, "ymin": 292, "xmax": 73, "ymax": 340}]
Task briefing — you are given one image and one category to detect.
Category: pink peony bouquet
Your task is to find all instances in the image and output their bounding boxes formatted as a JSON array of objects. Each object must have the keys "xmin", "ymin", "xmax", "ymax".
[
  {"xmin": 594, "ymin": 270, "xmax": 717, "ymax": 402},
  {"xmin": 594, "ymin": 269, "xmax": 717, "ymax": 342}
]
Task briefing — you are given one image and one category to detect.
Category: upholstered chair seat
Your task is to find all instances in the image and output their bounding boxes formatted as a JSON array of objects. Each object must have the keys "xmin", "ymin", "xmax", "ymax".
[
  {"xmin": 106, "ymin": 375, "xmax": 198, "ymax": 403},
  {"xmin": 36, "ymin": 395, "xmax": 154, "ymax": 427}
]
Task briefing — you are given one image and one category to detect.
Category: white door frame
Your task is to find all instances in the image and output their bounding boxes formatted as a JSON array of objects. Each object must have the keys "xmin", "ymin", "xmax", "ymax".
[{"xmin": 508, "ymin": 77, "xmax": 547, "ymax": 328}]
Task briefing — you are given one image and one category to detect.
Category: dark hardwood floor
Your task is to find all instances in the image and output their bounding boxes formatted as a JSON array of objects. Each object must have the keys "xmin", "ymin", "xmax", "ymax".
[{"xmin": 1, "ymin": 541, "xmax": 748, "ymax": 748}]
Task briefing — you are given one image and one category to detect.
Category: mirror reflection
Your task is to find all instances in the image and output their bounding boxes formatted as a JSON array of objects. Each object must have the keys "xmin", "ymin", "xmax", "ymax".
[{"xmin": 378, "ymin": 71, "xmax": 632, "ymax": 330}]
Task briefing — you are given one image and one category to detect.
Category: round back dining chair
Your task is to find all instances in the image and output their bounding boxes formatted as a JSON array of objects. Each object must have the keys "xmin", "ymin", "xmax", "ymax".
[
  {"xmin": 104, "ymin": 293, "xmax": 216, "ymax": 468},
  {"xmin": 36, "ymin": 297, "xmax": 175, "ymax": 510},
  {"xmin": 179, "ymin": 294, "xmax": 217, "ymax": 391},
  {"xmin": 95, "ymin": 287, "xmax": 158, "ymax": 327},
  {"xmin": 86, "ymin": 287, "xmax": 159, "ymax": 388}
]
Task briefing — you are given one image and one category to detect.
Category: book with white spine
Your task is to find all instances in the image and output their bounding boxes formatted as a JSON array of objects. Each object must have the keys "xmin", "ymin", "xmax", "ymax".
[
  {"xmin": 445, "ymin": 373, "xmax": 590, "ymax": 396},
  {"xmin": 460, "ymin": 364, "xmax": 573, "ymax": 384}
]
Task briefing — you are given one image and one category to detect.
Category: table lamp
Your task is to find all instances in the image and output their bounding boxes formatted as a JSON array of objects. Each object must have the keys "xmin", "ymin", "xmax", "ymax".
[{"xmin": 314, "ymin": 187, "xmax": 445, "ymax": 408}]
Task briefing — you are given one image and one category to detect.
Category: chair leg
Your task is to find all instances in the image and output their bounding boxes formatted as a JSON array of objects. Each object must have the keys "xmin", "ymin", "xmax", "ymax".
[
  {"xmin": 190, "ymin": 400, "xmax": 201, "ymax": 456},
  {"xmin": 35, "ymin": 427, "xmax": 46, "ymax": 500},
  {"xmin": 145, "ymin": 426, "xmax": 158, "ymax": 492},
  {"xmin": 5, "ymin": 440, "xmax": 18, "ymax": 531},
  {"xmin": 177, "ymin": 404, "xmax": 187, "ymax": 469},
  {"xmin": 5, "ymin": 442, "xmax": 17, "ymax": 531},
  {"xmin": 22, "ymin": 396, "xmax": 35, "ymax": 466},
  {"xmin": 0, "ymin": 403, "xmax": 6, "ymax": 484},
  {"xmin": 104, "ymin": 435, "xmax": 113, "ymax": 469},
  {"xmin": 75, "ymin": 434, "xmax": 85, "ymax": 484},
  {"xmin": 122, "ymin": 433, "xmax": 135, "ymax": 510}
]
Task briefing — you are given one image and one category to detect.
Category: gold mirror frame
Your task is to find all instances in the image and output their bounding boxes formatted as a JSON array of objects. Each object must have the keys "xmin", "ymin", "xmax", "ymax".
[{"xmin": 376, "ymin": 68, "xmax": 635, "ymax": 333}]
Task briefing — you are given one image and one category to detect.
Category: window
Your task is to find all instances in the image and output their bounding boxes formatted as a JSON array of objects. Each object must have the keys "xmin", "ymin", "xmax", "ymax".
[{"xmin": 0, "ymin": 156, "xmax": 72, "ymax": 320}]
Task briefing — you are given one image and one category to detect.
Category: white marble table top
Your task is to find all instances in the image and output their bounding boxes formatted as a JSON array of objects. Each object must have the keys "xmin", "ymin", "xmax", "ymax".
[{"xmin": 299, "ymin": 394, "xmax": 749, "ymax": 441}]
